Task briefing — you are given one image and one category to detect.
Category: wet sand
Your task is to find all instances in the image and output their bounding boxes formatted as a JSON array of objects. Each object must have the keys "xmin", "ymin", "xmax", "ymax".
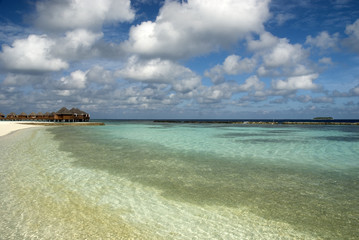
[{"xmin": 0, "ymin": 121, "xmax": 104, "ymax": 137}]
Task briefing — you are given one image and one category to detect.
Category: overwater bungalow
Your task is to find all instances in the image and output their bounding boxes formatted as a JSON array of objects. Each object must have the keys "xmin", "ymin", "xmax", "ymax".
[
  {"xmin": 70, "ymin": 108, "xmax": 90, "ymax": 122},
  {"xmin": 6, "ymin": 112, "xmax": 17, "ymax": 121},
  {"xmin": 55, "ymin": 107, "xmax": 75, "ymax": 122},
  {"xmin": 18, "ymin": 112, "xmax": 28, "ymax": 121},
  {"xmin": 43, "ymin": 112, "xmax": 52, "ymax": 121},
  {"xmin": 2, "ymin": 107, "xmax": 90, "ymax": 122},
  {"xmin": 29, "ymin": 112, "xmax": 37, "ymax": 120},
  {"xmin": 36, "ymin": 112, "xmax": 44, "ymax": 121}
]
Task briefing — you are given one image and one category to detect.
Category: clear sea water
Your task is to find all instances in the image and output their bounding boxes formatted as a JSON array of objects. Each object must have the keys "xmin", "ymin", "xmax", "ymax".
[{"xmin": 1, "ymin": 121, "xmax": 359, "ymax": 239}]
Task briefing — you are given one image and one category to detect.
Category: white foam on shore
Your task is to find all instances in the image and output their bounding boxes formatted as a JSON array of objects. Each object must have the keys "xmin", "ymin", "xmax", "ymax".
[{"xmin": 0, "ymin": 121, "xmax": 44, "ymax": 137}]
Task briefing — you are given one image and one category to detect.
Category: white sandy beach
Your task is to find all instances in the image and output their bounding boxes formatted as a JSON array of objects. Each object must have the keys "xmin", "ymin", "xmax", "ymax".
[{"xmin": 0, "ymin": 121, "xmax": 43, "ymax": 137}]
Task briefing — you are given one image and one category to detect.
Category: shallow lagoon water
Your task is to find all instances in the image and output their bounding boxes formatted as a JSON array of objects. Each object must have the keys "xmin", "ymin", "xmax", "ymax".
[{"xmin": 1, "ymin": 121, "xmax": 359, "ymax": 239}]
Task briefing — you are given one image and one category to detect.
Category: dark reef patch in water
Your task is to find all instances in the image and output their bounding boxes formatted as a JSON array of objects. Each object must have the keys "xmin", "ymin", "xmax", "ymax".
[
  {"xmin": 315, "ymin": 136, "xmax": 359, "ymax": 142},
  {"xmin": 235, "ymin": 138, "xmax": 303, "ymax": 144},
  {"xmin": 216, "ymin": 132, "xmax": 268, "ymax": 138}
]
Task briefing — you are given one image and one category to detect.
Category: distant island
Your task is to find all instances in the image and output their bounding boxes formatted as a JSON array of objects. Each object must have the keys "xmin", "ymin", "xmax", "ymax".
[{"xmin": 313, "ymin": 117, "xmax": 333, "ymax": 120}]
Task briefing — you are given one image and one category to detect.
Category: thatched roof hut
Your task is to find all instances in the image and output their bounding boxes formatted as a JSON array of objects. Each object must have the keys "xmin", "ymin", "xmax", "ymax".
[
  {"xmin": 6, "ymin": 112, "xmax": 17, "ymax": 120},
  {"xmin": 29, "ymin": 112, "xmax": 37, "ymax": 119},
  {"xmin": 55, "ymin": 107, "xmax": 74, "ymax": 122},
  {"xmin": 43, "ymin": 112, "xmax": 52, "ymax": 121},
  {"xmin": 18, "ymin": 112, "xmax": 28, "ymax": 120},
  {"xmin": 56, "ymin": 107, "xmax": 72, "ymax": 115},
  {"xmin": 35, "ymin": 112, "xmax": 44, "ymax": 120},
  {"xmin": 2, "ymin": 107, "xmax": 90, "ymax": 122},
  {"xmin": 70, "ymin": 107, "xmax": 90, "ymax": 122}
]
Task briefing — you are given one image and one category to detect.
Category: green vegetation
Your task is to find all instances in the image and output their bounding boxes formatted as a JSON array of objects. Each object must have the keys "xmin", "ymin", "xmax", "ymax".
[{"xmin": 313, "ymin": 117, "xmax": 333, "ymax": 120}]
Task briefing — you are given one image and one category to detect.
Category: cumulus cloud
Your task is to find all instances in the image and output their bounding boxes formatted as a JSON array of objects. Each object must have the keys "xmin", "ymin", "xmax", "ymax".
[
  {"xmin": 59, "ymin": 70, "xmax": 88, "ymax": 89},
  {"xmin": 222, "ymin": 55, "xmax": 257, "ymax": 75},
  {"xmin": 53, "ymin": 29, "xmax": 103, "ymax": 60},
  {"xmin": 0, "ymin": 34, "xmax": 68, "ymax": 72},
  {"xmin": 123, "ymin": 0, "xmax": 270, "ymax": 59},
  {"xmin": 343, "ymin": 19, "xmax": 359, "ymax": 53},
  {"xmin": 247, "ymin": 32, "xmax": 313, "ymax": 79},
  {"xmin": 197, "ymin": 82, "xmax": 238, "ymax": 103},
  {"xmin": 349, "ymin": 84, "xmax": 359, "ymax": 96},
  {"xmin": 117, "ymin": 56, "xmax": 201, "ymax": 93},
  {"xmin": 305, "ymin": 31, "xmax": 339, "ymax": 49},
  {"xmin": 247, "ymin": 31, "xmax": 278, "ymax": 51},
  {"xmin": 272, "ymin": 73, "xmax": 319, "ymax": 91},
  {"xmin": 205, "ymin": 55, "xmax": 257, "ymax": 84},
  {"xmin": 238, "ymin": 75, "xmax": 265, "ymax": 91},
  {"xmin": 262, "ymin": 38, "xmax": 307, "ymax": 68},
  {"xmin": 0, "ymin": 30, "xmax": 104, "ymax": 73},
  {"xmin": 86, "ymin": 65, "xmax": 116, "ymax": 85},
  {"xmin": 34, "ymin": 0, "xmax": 135, "ymax": 31}
]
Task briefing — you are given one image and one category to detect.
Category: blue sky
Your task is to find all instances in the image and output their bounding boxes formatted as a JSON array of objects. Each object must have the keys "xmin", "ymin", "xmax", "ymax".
[{"xmin": 0, "ymin": 0, "xmax": 359, "ymax": 119}]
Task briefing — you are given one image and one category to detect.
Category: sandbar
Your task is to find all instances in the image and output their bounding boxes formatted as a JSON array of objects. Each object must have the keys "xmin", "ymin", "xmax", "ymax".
[
  {"xmin": 0, "ymin": 121, "xmax": 43, "ymax": 137},
  {"xmin": 0, "ymin": 121, "xmax": 105, "ymax": 137}
]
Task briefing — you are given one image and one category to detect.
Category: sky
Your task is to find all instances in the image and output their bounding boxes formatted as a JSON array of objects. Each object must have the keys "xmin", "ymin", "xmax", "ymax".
[{"xmin": 0, "ymin": 0, "xmax": 359, "ymax": 119}]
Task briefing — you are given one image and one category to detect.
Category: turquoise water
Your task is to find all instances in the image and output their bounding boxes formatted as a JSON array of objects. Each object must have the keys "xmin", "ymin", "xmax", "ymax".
[{"xmin": 1, "ymin": 121, "xmax": 359, "ymax": 239}]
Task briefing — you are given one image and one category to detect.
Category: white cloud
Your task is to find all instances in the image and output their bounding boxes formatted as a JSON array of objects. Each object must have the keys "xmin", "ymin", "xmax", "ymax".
[
  {"xmin": 272, "ymin": 73, "xmax": 319, "ymax": 91},
  {"xmin": 205, "ymin": 55, "xmax": 257, "ymax": 84},
  {"xmin": 197, "ymin": 75, "xmax": 266, "ymax": 104},
  {"xmin": 0, "ymin": 29, "xmax": 105, "ymax": 73},
  {"xmin": 172, "ymin": 76, "xmax": 202, "ymax": 93},
  {"xmin": 305, "ymin": 31, "xmax": 339, "ymax": 49},
  {"xmin": 238, "ymin": 75, "xmax": 265, "ymax": 91},
  {"xmin": 53, "ymin": 29, "xmax": 103, "ymax": 60},
  {"xmin": 204, "ymin": 65, "xmax": 225, "ymax": 84},
  {"xmin": 319, "ymin": 57, "xmax": 333, "ymax": 65},
  {"xmin": 123, "ymin": 0, "xmax": 270, "ymax": 59},
  {"xmin": 345, "ymin": 19, "xmax": 359, "ymax": 40},
  {"xmin": 86, "ymin": 65, "xmax": 116, "ymax": 85},
  {"xmin": 274, "ymin": 13, "xmax": 295, "ymax": 26},
  {"xmin": 0, "ymin": 34, "xmax": 68, "ymax": 72},
  {"xmin": 197, "ymin": 82, "xmax": 237, "ymax": 103},
  {"xmin": 247, "ymin": 31, "xmax": 278, "ymax": 52},
  {"xmin": 343, "ymin": 19, "xmax": 359, "ymax": 53},
  {"xmin": 59, "ymin": 70, "xmax": 88, "ymax": 89},
  {"xmin": 63, "ymin": 29, "xmax": 103, "ymax": 50},
  {"xmin": 35, "ymin": 0, "xmax": 135, "ymax": 31},
  {"xmin": 117, "ymin": 56, "xmax": 201, "ymax": 93},
  {"xmin": 223, "ymin": 55, "xmax": 257, "ymax": 75},
  {"xmin": 248, "ymin": 32, "xmax": 312, "ymax": 78},
  {"xmin": 349, "ymin": 85, "xmax": 359, "ymax": 96},
  {"xmin": 263, "ymin": 38, "xmax": 307, "ymax": 68}
]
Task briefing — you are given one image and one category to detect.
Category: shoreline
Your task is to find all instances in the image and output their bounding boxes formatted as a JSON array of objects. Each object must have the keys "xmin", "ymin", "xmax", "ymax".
[
  {"xmin": 0, "ymin": 121, "xmax": 105, "ymax": 137},
  {"xmin": 153, "ymin": 120, "xmax": 359, "ymax": 125}
]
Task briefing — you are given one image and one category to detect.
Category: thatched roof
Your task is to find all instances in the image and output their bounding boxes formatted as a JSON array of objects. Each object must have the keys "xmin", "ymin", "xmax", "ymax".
[
  {"xmin": 56, "ymin": 107, "xmax": 73, "ymax": 115},
  {"xmin": 37, "ymin": 112, "xmax": 43, "ymax": 116},
  {"xmin": 8, "ymin": 112, "xmax": 17, "ymax": 116},
  {"xmin": 19, "ymin": 112, "xmax": 27, "ymax": 116},
  {"xmin": 70, "ymin": 107, "xmax": 88, "ymax": 115},
  {"xmin": 0, "ymin": 112, "xmax": 5, "ymax": 117},
  {"xmin": 29, "ymin": 112, "xmax": 36, "ymax": 117}
]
